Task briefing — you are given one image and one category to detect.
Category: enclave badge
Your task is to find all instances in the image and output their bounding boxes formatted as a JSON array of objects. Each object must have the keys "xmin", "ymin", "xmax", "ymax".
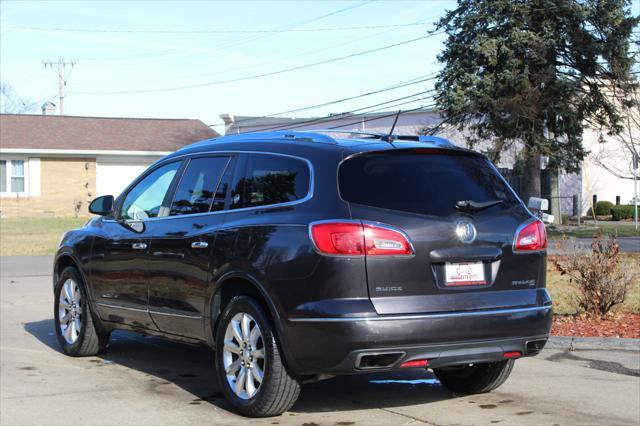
[{"xmin": 455, "ymin": 220, "xmax": 477, "ymax": 244}]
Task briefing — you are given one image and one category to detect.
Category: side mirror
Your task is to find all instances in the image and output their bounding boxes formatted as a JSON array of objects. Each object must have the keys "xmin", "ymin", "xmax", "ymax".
[
  {"xmin": 527, "ymin": 197, "xmax": 549, "ymax": 212},
  {"xmin": 89, "ymin": 195, "xmax": 115, "ymax": 216}
]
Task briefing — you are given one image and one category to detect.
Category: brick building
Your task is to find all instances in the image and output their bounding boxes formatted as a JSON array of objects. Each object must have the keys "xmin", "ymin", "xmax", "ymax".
[{"xmin": 0, "ymin": 114, "xmax": 217, "ymax": 218}]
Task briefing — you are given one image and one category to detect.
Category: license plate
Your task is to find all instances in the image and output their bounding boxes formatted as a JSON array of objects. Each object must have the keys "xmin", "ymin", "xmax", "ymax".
[{"xmin": 444, "ymin": 262, "xmax": 486, "ymax": 286}]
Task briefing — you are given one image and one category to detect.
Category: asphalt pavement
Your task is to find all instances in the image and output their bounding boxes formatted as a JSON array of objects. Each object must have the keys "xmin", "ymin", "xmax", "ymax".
[
  {"xmin": 1, "ymin": 256, "xmax": 639, "ymax": 425},
  {"xmin": 547, "ymin": 236, "xmax": 640, "ymax": 254}
]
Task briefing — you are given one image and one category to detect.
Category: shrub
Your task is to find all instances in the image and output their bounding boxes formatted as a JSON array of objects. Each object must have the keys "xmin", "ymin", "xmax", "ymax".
[
  {"xmin": 551, "ymin": 235, "xmax": 635, "ymax": 317},
  {"xmin": 594, "ymin": 201, "xmax": 614, "ymax": 216},
  {"xmin": 611, "ymin": 205, "xmax": 635, "ymax": 221}
]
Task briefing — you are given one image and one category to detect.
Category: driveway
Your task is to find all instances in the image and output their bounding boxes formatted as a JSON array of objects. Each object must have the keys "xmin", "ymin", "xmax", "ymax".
[{"xmin": 1, "ymin": 256, "xmax": 639, "ymax": 425}]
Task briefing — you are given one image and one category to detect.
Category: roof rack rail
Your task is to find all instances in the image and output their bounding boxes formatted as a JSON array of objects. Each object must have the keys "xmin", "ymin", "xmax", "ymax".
[
  {"xmin": 308, "ymin": 129, "xmax": 453, "ymax": 146},
  {"xmin": 215, "ymin": 130, "xmax": 338, "ymax": 144},
  {"xmin": 306, "ymin": 129, "xmax": 385, "ymax": 138}
]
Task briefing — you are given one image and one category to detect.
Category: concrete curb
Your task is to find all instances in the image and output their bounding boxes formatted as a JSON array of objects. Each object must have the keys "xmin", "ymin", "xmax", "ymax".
[{"xmin": 548, "ymin": 336, "xmax": 640, "ymax": 351}]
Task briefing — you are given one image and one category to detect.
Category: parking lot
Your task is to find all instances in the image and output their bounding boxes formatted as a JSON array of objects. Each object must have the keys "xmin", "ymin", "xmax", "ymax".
[{"xmin": 1, "ymin": 256, "xmax": 639, "ymax": 426}]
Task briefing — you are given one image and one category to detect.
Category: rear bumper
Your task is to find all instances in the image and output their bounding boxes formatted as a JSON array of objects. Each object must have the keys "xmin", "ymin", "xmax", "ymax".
[{"xmin": 280, "ymin": 304, "xmax": 553, "ymax": 376}]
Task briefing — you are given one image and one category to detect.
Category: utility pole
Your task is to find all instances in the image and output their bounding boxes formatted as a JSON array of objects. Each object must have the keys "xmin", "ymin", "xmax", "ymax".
[{"xmin": 43, "ymin": 58, "xmax": 75, "ymax": 115}]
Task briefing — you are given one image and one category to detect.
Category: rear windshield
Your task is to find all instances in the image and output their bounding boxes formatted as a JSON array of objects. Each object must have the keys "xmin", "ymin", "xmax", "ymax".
[{"xmin": 338, "ymin": 151, "xmax": 518, "ymax": 217}]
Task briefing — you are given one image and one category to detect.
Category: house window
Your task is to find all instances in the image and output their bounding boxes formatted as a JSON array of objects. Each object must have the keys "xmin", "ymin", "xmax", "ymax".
[{"xmin": 0, "ymin": 159, "xmax": 26, "ymax": 194}]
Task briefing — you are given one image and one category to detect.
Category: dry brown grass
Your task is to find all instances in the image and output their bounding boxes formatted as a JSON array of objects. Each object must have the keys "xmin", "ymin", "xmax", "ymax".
[
  {"xmin": 0, "ymin": 217, "xmax": 87, "ymax": 256},
  {"xmin": 547, "ymin": 252, "xmax": 640, "ymax": 315}
]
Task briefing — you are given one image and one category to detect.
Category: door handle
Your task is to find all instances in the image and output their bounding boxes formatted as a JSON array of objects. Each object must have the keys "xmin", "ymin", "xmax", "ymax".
[
  {"xmin": 191, "ymin": 241, "xmax": 209, "ymax": 249},
  {"xmin": 132, "ymin": 242, "xmax": 148, "ymax": 250}
]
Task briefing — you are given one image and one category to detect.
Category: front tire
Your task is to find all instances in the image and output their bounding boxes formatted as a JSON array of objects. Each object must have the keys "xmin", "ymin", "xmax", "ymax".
[
  {"xmin": 54, "ymin": 266, "xmax": 109, "ymax": 356},
  {"xmin": 434, "ymin": 359, "xmax": 515, "ymax": 394},
  {"xmin": 215, "ymin": 296, "xmax": 300, "ymax": 417}
]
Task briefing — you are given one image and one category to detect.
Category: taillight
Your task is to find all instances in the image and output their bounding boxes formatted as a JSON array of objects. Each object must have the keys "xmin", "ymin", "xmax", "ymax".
[
  {"xmin": 514, "ymin": 220, "xmax": 547, "ymax": 252},
  {"xmin": 310, "ymin": 222, "xmax": 364, "ymax": 255},
  {"xmin": 363, "ymin": 224, "xmax": 413, "ymax": 255},
  {"xmin": 310, "ymin": 221, "xmax": 413, "ymax": 256}
]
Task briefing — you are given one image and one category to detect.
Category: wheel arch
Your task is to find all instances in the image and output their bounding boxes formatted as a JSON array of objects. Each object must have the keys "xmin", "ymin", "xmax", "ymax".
[
  {"xmin": 207, "ymin": 271, "xmax": 300, "ymax": 374},
  {"xmin": 53, "ymin": 251, "xmax": 83, "ymax": 289},
  {"xmin": 53, "ymin": 250, "xmax": 108, "ymax": 336}
]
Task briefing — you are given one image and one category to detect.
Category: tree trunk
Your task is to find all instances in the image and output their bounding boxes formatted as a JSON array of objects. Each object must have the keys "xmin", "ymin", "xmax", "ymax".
[{"xmin": 521, "ymin": 149, "xmax": 541, "ymax": 205}]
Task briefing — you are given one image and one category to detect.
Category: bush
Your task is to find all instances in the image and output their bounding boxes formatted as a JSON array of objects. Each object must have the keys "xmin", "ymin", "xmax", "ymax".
[
  {"xmin": 551, "ymin": 235, "xmax": 635, "ymax": 317},
  {"xmin": 611, "ymin": 205, "xmax": 635, "ymax": 221},
  {"xmin": 594, "ymin": 201, "xmax": 614, "ymax": 216}
]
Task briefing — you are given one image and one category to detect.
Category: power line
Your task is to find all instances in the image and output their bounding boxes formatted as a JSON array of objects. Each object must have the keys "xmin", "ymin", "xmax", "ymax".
[
  {"xmin": 324, "ymin": 104, "xmax": 437, "ymax": 131},
  {"xmin": 245, "ymin": 91, "xmax": 437, "ymax": 133},
  {"xmin": 74, "ymin": 1, "xmax": 376, "ymax": 64},
  {"xmin": 209, "ymin": 73, "xmax": 439, "ymax": 128},
  {"xmin": 5, "ymin": 22, "xmax": 431, "ymax": 35},
  {"xmin": 75, "ymin": 16, "xmax": 434, "ymax": 85},
  {"xmin": 246, "ymin": 101, "xmax": 437, "ymax": 135},
  {"xmin": 70, "ymin": 32, "xmax": 443, "ymax": 95}
]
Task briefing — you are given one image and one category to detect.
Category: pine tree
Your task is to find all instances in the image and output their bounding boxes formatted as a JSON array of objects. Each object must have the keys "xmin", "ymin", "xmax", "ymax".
[{"xmin": 434, "ymin": 0, "xmax": 638, "ymax": 202}]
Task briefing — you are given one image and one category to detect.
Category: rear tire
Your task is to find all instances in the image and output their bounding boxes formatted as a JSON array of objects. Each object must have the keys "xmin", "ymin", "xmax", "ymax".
[
  {"xmin": 54, "ymin": 266, "xmax": 109, "ymax": 356},
  {"xmin": 215, "ymin": 296, "xmax": 300, "ymax": 417},
  {"xmin": 434, "ymin": 359, "xmax": 515, "ymax": 394}
]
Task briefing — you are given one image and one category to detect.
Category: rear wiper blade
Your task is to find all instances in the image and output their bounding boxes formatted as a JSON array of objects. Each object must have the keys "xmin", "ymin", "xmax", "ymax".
[{"xmin": 455, "ymin": 199, "xmax": 504, "ymax": 212}]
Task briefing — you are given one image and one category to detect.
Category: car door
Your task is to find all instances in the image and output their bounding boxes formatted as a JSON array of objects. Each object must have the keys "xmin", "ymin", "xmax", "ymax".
[
  {"xmin": 91, "ymin": 160, "xmax": 183, "ymax": 330},
  {"xmin": 144, "ymin": 154, "xmax": 235, "ymax": 339}
]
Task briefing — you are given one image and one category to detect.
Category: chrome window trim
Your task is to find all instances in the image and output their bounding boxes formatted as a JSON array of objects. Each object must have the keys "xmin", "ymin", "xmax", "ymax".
[
  {"xmin": 103, "ymin": 150, "xmax": 314, "ymax": 223},
  {"xmin": 287, "ymin": 305, "xmax": 552, "ymax": 322}
]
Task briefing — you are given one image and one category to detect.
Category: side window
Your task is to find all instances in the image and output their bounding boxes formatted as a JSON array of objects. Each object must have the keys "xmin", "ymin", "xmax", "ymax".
[
  {"xmin": 233, "ymin": 154, "xmax": 310, "ymax": 209},
  {"xmin": 120, "ymin": 162, "xmax": 181, "ymax": 220},
  {"xmin": 169, "ymin": 156, "xmax": 230, "ymax": 216}
]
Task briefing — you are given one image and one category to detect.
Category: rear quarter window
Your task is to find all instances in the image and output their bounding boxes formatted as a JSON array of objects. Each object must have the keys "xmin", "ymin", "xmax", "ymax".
[
  {"xmin": 338, "ymin": 151, "xmax": 517, "ymax": 217},
  {"xmin": 232, "ymin": 153, "xmax": 310, "ymax": 209}
]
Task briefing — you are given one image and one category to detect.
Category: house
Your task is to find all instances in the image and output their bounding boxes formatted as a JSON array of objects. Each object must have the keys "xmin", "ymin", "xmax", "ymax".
[
  {"xmin": 221, "ymin": 108, "xmax": 639, "ymax": 218},
  {"xmin": 0, "ymin": 114, "xmax": 218, "ymax": 218}
]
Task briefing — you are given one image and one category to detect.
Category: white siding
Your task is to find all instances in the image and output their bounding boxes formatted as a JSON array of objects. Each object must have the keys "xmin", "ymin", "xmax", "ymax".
[
  {"xmin": 28, "ymin": 157, "xmax": 40, "ymax": 197},
  {"xmin": 96, "ymin": 157, "xmax": 155, "ymax": 198},
  {"xmin": 581, "ymin": 129, "xmax": 638, "ymax": 212}
]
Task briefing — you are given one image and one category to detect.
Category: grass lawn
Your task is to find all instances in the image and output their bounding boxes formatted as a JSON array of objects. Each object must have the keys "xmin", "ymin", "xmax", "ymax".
[
  {"xmin": 546, "ymin": 253, "xmax": 640, "ymax": 315},
  {"xmin": 547, "ymin": 221, "xmax": 640, "ymax": 238},
  {"xmin": 0, "ymin": 217, "xmax": 87, "ymax": 256}
]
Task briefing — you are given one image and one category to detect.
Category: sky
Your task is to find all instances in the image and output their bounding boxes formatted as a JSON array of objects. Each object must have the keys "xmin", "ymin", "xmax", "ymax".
[{"xmin": 0, "ymin": 0, "xmax": 456, "ymax": 134}]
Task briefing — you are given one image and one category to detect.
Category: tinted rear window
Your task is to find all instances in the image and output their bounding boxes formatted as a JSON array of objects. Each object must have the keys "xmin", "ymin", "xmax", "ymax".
[
  {"xmin": 339, "ymin": 152, "xmax": 517, "ymax": 217},
  {"xmin": 232, "ymin": 153, "xmax": 310, "ymax": 209}
]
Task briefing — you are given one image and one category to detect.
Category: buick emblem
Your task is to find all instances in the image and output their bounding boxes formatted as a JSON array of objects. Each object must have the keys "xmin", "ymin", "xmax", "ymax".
[{"xmin": 455, "ymin": 221, "xmax": 477, "ymax": 244}]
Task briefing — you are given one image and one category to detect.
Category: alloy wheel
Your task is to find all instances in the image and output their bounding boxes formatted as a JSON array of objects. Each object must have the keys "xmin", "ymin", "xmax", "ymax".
[
  {"xmin": 58, "ymin": 278, "xmax": 82, "ymax": 345},
  {"xmin": 222, "ymin": 312, "xmax": 265, "ymax": 399}
]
